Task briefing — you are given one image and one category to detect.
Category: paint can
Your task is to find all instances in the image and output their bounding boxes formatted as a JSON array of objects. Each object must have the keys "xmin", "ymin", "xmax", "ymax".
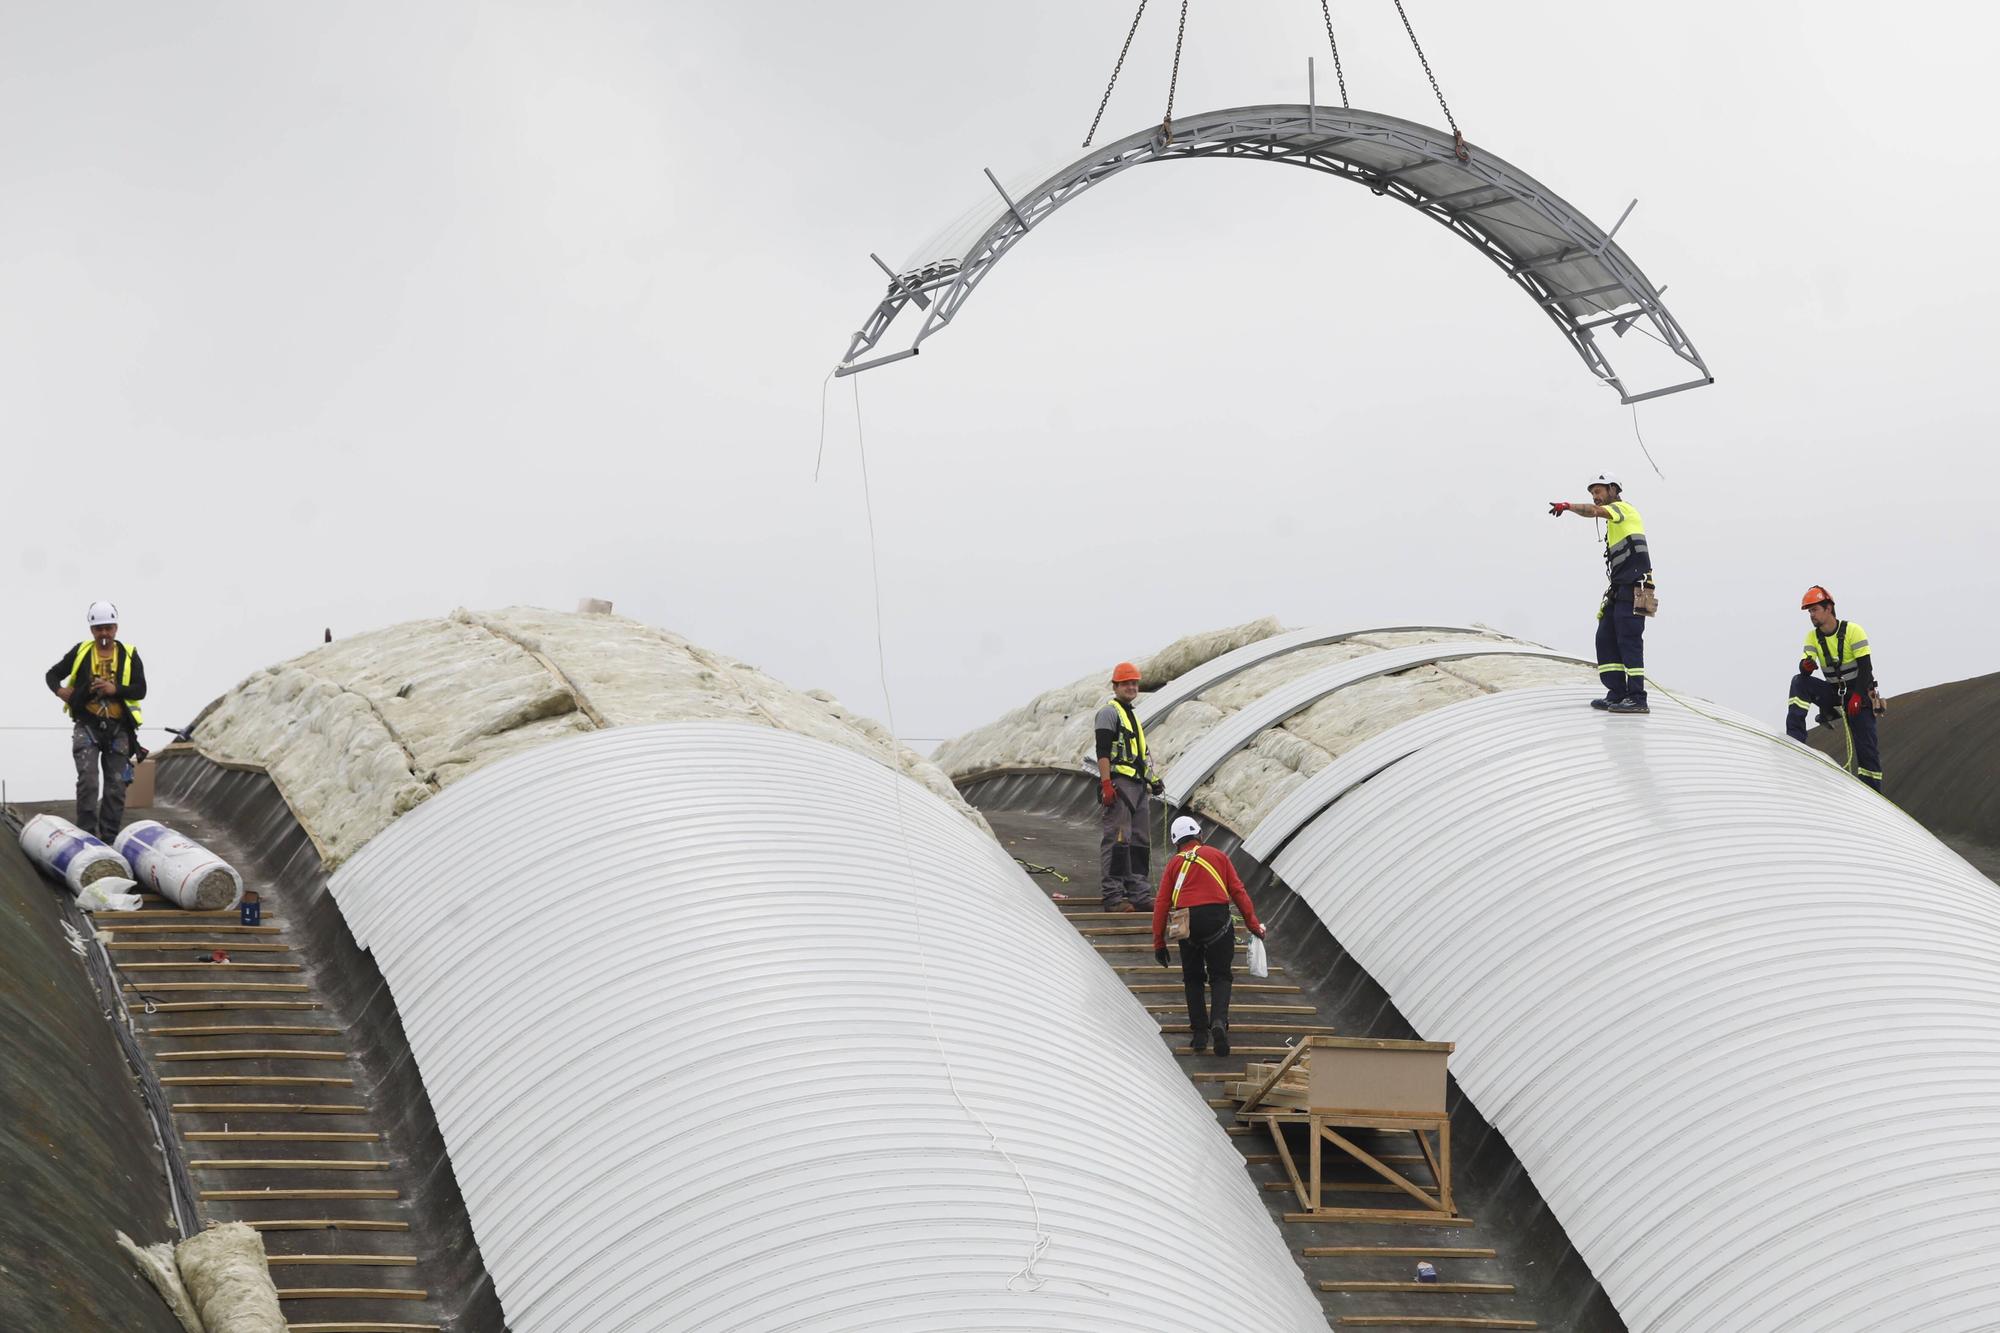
[
  {"xmin": 1415, "ymin": 1261, "xmax": 1438, "ymax": 1284},
  {"xmin": 240, "ymin": 890, "xmax": 261, "ymax": 927}
]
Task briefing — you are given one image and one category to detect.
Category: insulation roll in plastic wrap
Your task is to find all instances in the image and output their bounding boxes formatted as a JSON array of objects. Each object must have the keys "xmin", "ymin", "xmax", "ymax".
[
  {"xmin": 115, "ymin": 821, "xmax": 244, "ymax": 910},
  {"xmin": 18, "ymin": 813, "xmax": 134, "ymax": 895}
]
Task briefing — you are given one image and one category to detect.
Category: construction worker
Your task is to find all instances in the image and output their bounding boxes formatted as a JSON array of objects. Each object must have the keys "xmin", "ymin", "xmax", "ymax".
[
  {"xmin": 1550, "ymin": 472, "xmax": 1653, "ymax": 714},
  {"xmin": 1096, "ymin": 661, "xmax": 1160, "ymax": 913},
  {"xmin": 1151, "ymin": 816, "xmax": 1265, "ymax": 1058},
  {"xmin": 44, "ymin": 601, "xmax": 148, "ymax": 840},
  {"xmin": 1787, "ymin": 586, "xmax": 1884, "ymax": 790}
]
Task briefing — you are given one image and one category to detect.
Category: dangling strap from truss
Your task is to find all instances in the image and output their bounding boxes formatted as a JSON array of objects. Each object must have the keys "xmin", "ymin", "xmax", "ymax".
[
  {"xmin": 1318, "ymin": 0, "xmax": 1349, "ymax": 107},
  {"xmin": 1083, "ymin": 1, "xmax": 1150, "ymax": 149},
  {"xmin": 1391, "ymin": 0, "xmax": 1467, "ymax": 160}
]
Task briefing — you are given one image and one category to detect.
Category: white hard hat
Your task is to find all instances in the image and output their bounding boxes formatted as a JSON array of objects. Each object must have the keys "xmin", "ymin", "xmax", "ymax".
[
  {"xmin": 1589, "ymin": 472, "xmax": 1622, "ymax": 491},
  {"xmin": 86, "ymin": 600, "xmax": 119, "ymax": 627},
  {"xmin": 1170, "ymin": 815, "xmax": 1202, "ymax": 843}
]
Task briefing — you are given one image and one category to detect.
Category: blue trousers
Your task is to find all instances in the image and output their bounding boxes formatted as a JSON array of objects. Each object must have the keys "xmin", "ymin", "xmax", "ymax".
[
  {"xmin": 1786, "ymin": 675, "xmax": 1882, "ymax": 790},
  {"xmin": 1595, "ymin": 585, "xmax": 1647, "ymax": 701}
]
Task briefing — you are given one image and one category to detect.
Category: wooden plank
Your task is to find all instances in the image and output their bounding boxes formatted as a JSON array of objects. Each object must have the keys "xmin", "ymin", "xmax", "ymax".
[
  {"xmin": 1270, "ymin": 1111, "xmax": 1311, "ymax": 1210},
  {"xmin": 276, "ymin": 1287, "xmax": 428, "ymax": 1301},
  {"xmin": 1322, "ymin": 1280, "xmax": 1514, "ymax": 1293},
  {"xmin": 97, "ymin": 909, "xmax": 279, "ymax": 921},
  {"xmin": 97, "ymin": 923, "xmax": 282, "ymax": 935},
  {"xmin": 267, "ymin": 1255, "xmax": 417, "ymax": 1267},
  {"xmin": 1172, "ymin": 1023, "xmax": 1339, "ymax": 1035},
  {"xmin": 147, "ymin": 1001, "xmax": 322, "ymax": 1012},
  {"xmin": 185, "ymin": 1131, "xmax": 381, "ymax": 1143},
  {"xmin": 119, "ymin": 961, "xmax": 302, "ymax": 972},
  {"xmin": 158, "ymin": 1049, "xmax": 349, "ymax": 1062},
  {"xmin": 1240, "ymin": 1041, "xmax": 1310, "ymax": 1114},
  {"xmin": 150, "ymin": 1025, "xmax": 343, "ymax": 1038},
  {"xmin": 1263, "ymin": 1181, "xmax": 1440, "ymax": 1197},
  {"xmin": 1076, "ymin": 926, "xmax": 1154, "ymax": 936},
  {"xmin": 244, "ymin": 1219, "xmax": 407, "ymax": 1232},
  {"xmin": 1126, "ymin": 983, "xmax": 1301, "ymax": 993},
  {"xmin": 1176, "ymin": 1044, "xmax": 1294, "ymax": 1056},
  {"xmin": 1305, "ymin": 1246, "xmax": 1497, "ymax": 1258},
  {"xmin": 1284, "ymin": 1209, "xmax": 1476, "ymax": 1227},
  {"xmin": 126, "ymin": 982, "xmax": 312, "ymax": 993},
  {"xmin": 201, "ymin": 1188, "xmax": 399, "ymax": 1200},
  {"xmin": 161, "ymin": 1075, "xmax": 354, "ymax": 1087},
  {"xmin": 1147, "ymin": 1003, "xmax": 1316, "ymax": 1015},
  {"xmin": 109, "ymin": 941, "xmax": 293, "ymax": 952},
  {"xmin": 285, "ymin": 1323, "xmax": 439, "ymax": 1333},
  {"xmin": 191, "ymin": 1158, "xmax": 388, "ymax": 1171},
  {"xmin": 1322, "ymin": 1124, "xmax": 1449, "ymax": 1212},
  {"xmin": 1114, "ymin": 963, "xmax": 1286, "ymax": 974},
  {"xmin": 173, "ymin": 1103, "xmax": 366, "ymax": 1115},
  {"xmin": 1336, "ymin": 1312, "xmax": 1536, "ymax": 1320}
]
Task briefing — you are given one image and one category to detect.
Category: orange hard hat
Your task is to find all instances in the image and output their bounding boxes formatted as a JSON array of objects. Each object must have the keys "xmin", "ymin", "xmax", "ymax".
[
  {"xmin": 1110, "ymin": 661, "xmax": 1142, "ymax": 684},
  {"xmin": 1801, "ymin": 585, "xmax": 1833, "ymax": 610}
]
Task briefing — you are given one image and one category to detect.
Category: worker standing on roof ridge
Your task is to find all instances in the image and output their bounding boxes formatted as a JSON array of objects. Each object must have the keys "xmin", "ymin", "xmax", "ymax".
[
  {"xmin": 1787, "ymin": 586, "xmax": 1885, "ymax": 790},
  {"xmin": 1153, "ymin": 816, "xmax": 1264, "ymax": 1058},
  {"xmin": 1096, "ymin": 661, "xmax": 1160, "ymax": 913},
  {"xmin": 45, "ymin": 601, "xmax": 148, "ymax": 840},
  {"xmin": 1550, "ymin": 471, "xmax": 1655, "ymax": 714}
]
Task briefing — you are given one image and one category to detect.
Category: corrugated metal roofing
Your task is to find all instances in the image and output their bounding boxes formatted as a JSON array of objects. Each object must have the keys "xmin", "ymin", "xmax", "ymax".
[
  {"xmin": 1161, "ymin": 643, "xmax": 1583, "ymax": 805},
  {"xmin": 329, "ymin": 722, "xmax": 1326, "ymax": 1333},
  {"xmin": 1135, "ymin": 624, "xmax": 1491, "ymax": 728},
  {"xmin": 1270, "ymin": 684, "xmax": 2000, "ymax": 1331}
]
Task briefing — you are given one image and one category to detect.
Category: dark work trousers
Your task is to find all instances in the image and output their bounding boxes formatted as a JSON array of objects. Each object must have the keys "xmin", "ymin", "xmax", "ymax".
[
  {"xmin": 72, "ymin": 720, "xmax": 132, "ymax": 841},
  {"xmin": 1178, "ymin": 903, "xmax": 1236, "ymax": 1035},
  {"xmin": 1785, "ymin": 675, "xmax": 1883, "ymax": 789},
  {"xmin": 1594, "ymin": 585, "xmax": 1647, "ymax": 702},
  {"xmin": 1098, "ymin": 775, "xmax": 1154, "ymax": 909}
]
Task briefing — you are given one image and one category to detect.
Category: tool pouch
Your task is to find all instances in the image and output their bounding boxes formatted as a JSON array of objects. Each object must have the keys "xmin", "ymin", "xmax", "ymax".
[
  {"xmin": 1166, "ymin": 907, "xmax": 1191, "ymax": 942},
  {"xmin": 1633, "ymin": 577, "xmax": 1659, "ymax": 617}
]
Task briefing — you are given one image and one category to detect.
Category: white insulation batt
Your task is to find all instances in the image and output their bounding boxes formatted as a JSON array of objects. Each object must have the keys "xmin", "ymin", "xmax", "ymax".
[
  {"xmin": 935, "ymin": 620, "xmax": 1592, "ymax": 839},
  {"xmin": 175, "ymin": 1222, "xmax": 285, "ymax": 1333},
  {"xmin": 192, "ymin": 607, "xmax": 984, "ymax": 865}
]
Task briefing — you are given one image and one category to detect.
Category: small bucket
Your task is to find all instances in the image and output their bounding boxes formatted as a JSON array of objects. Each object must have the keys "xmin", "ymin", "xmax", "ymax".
[{"xmin": 240, "ymin": 890, "xmax": 261, "ymax": 927}]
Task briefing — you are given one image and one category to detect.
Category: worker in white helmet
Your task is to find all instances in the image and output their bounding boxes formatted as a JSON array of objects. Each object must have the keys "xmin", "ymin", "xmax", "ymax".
[
  {"xmin": 44, "ymin": 602, "xmax": 149, "ymax": 839},
  {"xmin": 1550, "ymin": 472, "xmax": 1655, "ymax": 714},
  {"xmin": 1151, "ymin": 815, "xmax": 1265, "ymax": 1058}
]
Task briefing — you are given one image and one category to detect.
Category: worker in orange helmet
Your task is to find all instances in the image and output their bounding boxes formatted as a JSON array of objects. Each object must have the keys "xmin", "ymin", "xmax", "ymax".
[
  {"xmin": 1787, "ymin": 586, "xmax": 1884, "ymax": 790},
  {"xmin": 1094, "ymin": 661, "xmax": 1162, "ymax": 913}
]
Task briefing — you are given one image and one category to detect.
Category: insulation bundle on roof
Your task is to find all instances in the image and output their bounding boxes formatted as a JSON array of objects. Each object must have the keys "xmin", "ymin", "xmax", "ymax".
[
  {"xmin": 114, "ymin": 822, "xmax": 243, "ymax": 911},
  {"xmin": 18, "ymin": 814, "xmax": 132, "ymax": 895}
]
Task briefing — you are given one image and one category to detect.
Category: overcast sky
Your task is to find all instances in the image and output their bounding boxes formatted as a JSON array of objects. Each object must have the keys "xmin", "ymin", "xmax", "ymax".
[{"xmin": 5, "ymin": 2, "xmax": 1995, "ymax": 801}]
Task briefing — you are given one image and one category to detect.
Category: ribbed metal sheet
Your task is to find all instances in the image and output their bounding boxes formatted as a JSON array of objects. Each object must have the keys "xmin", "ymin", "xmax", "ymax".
[
  {"xmin": 1272, "ymin": 687, "xmax": 2000, "ymax": 1331},
  {"xmin": 1162, "ymin": 644, "xmax": 1583, "ymax": 805},
  {"xmin": 1135, "ymin": 624, "xmax": 1493, "ymax": 728},
  {"xmin": 329, "ymin": 723, "xmax": 1326, "ymax": 1333}
]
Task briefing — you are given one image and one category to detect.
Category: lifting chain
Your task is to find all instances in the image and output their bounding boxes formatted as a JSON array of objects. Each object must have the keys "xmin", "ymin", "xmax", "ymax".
[
  {"xmin": 1390, "ymin": 0, "xmax": 1467, "ymax": 160},
  {"xmin": 1083, "ymin": 1, "xmax": 1150, "ymax": 149},
  {"xmin": 1318, "ymin": 0, "xmax": 1349, "ymax": 107},
  {"xmin": 1161, "ymin": 1, "xmax": 1189, "ymax": 143}
]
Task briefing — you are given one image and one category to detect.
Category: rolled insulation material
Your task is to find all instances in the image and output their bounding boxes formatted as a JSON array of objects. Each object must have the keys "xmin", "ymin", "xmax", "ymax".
[
  {"xmin": 18, "ymin": 813, "xmax": 134, "ymax": 895},
  {"xmin": 176, "ymin": 1221, "xmax": 285, "ymax": 1333},
  {"xmin": 115, "ymin": 821, "xmax": 244, "ymax": 910}
]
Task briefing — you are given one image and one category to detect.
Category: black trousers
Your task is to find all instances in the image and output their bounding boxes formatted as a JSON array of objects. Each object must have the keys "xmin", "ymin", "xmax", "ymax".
[
  {"xmin": 72, "ymin": 720, "xmax": 132, "ymax": 842},
  {"xmin": 1178, "ymin": 903, "xmax": 1235, "ymax": 1033},
  {"xmin": 1594, "ymin": 584, "xmax": 1647, "ymax": 701}
]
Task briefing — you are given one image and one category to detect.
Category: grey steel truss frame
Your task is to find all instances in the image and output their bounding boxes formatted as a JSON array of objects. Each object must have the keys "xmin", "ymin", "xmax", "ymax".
[{"xmin": 837, "ymin": 105, "xmax": 1711, "ymax": 404}]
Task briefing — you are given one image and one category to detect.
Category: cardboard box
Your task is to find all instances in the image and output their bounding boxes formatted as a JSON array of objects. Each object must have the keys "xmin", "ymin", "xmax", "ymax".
[
  {"xmin": 126, "ymin": 758, "xmax": 156, "ymax": 808},
  {"xmin": 1306, "ymin": 1036, "xmax": 1454, "ymax": 1117}
]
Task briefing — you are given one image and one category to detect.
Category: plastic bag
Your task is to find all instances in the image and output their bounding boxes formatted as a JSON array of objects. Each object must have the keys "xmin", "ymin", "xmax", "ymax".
[
  {"xmin": 1247, "ymin": 932, "xmax": 1269, "ymax": 979},
  {"xmin": 78, "ymin": 877, "xmax": 144, "ymax": 912}
]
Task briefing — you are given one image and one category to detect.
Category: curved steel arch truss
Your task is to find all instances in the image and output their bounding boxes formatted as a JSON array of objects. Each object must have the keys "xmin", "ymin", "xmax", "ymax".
[{"xmin": 837, "ymin": 105, "xmax": 1711, "ymax": 403}]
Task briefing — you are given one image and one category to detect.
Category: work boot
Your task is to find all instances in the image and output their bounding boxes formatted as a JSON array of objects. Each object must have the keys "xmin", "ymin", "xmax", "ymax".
[
  {"xmin": 1130, "ymin": 899, "xmax": 1155, "ymax": 914},
  {"xmin": 1189, "ymin": 1031, "xmax": 1208, "ymax": 1054},
  {"xmin": 1211, "ymin": 1023, "xmax": 1230, "ymax": 1058},
  {"xmin": 1606, "ymin": 697, "xmax": 1649, "ymax": 715},
  {"xmin": 1109, "ymin": 901, "xmax": 1137, "ymax": 914},
  {"xmin": 1590, "ymin": 695, "xmax": 1615, "ymax": 711}
]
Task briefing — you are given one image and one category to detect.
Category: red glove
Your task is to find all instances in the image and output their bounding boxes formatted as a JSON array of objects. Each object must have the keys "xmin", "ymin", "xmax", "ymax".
[
  {"xmin": 1799, "ymin": 657, "xmax": 1815, "ymax": 676},
  {"xmin": 1845, "ymin": 691, "xmax": 1863, "ymax": 717},
  {"xmin": 1099, "ymin": 777, "xmax": 1117, "ymax": 807},
  {"xmin": 1548, "ymin": 501, "xmax": 1571, "ymax": 517}
]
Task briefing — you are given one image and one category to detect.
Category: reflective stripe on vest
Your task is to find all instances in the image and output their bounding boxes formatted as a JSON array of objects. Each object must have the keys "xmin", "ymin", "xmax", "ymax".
[
  {"xmin": 69, "ymin": 641, "xmax": 142, "ymax": 726},
  {"xmin": 1603, "ymin": 502, "xmax": 1650, "ymax": 577},
  {"xmin": 1107, "ymin": 696, "xmax": 1149, "ymax": 779},
  {"xmin": 1170, "ymin": 846, "xmax": 1229, "ymax": 908},
  {"xmin": 1806, "ymin": 620, "xmax": 1870, "ymax": 686}
]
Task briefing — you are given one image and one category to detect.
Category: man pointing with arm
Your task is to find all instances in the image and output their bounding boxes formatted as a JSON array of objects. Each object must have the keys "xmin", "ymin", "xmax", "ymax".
[{"xmin": 1550, "ymin": 472, "xmax": 1654, "ymax": 714}]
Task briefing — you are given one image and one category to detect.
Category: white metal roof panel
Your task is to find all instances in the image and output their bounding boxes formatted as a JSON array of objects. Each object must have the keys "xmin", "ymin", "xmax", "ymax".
[
  {"xmin": 329, "ymin": 722, "xmax": 1326, "ymax": 1333},
  {"xmin": 1135, "ymin": 624, "xmax": 1495, "ymax": 728},
  {"xmin": 1271, "ymin": 687, "xmax": 2000, "ymax": 1331},
  {"xmin": 1161, "ymin": 643, "xmax": 1583, "ymax": 805}
]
